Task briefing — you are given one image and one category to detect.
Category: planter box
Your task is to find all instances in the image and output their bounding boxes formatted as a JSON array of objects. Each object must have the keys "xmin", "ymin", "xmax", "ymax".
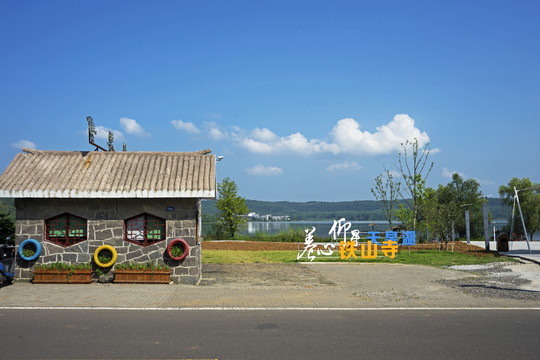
[
  {"xmin": 114, "ymin": 270, "xmax": 171, "ymax": 284},
  {"xmin": 33, "ymin": 269, "xmax": 93, "ymax": 284}
]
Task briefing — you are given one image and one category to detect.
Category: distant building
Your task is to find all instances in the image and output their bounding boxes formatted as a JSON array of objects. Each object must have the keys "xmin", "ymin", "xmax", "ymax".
[{"xmin": 247, "ymin": 212, "xmax": 290, "ymax": 221}]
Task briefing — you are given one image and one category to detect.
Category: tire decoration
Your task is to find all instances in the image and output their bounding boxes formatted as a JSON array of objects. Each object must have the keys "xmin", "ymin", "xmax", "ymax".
[
  {"xmin": 94, "ymin": 245, "xmax": 117, "ymax": 268},
  {"xmin": 167, "ymin": 238, "xmax": 189, "ymax": 261},
  {"xmin": 19, "ymin": 239, "xmax": 42, "ymax": 261}
]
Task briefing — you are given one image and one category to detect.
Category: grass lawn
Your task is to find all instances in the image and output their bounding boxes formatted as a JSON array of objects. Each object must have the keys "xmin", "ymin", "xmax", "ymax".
[
  {"xmin": 203, "ymin": 250, "xmax": 297, "ymax": 264},
  {"xmin": 202, "ymin": 249, "xmax": 517, "ymax": 266}
]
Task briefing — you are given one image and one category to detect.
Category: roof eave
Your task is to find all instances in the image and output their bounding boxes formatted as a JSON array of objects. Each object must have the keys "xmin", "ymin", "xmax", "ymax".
[{"xmin": 0, "ymin": 189, "xmax": 216, "ymax": 199}]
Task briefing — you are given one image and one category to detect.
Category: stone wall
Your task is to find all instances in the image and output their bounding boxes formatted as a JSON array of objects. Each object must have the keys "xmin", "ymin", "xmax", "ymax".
[{"xmin": 14, "ymin": 198, "xmax": 202, "ymax": 284}]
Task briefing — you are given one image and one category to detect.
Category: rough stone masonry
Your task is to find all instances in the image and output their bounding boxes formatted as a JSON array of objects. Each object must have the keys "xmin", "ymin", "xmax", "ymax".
[{"xmin": 14, "ymin": 198, "xmax": 202, "ymax": 284}]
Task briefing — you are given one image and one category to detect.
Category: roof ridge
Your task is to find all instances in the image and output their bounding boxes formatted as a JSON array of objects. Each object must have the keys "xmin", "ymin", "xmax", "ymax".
[{"xmin": 22, "ymin": 148, "xmax": 212, "ymax": 156}]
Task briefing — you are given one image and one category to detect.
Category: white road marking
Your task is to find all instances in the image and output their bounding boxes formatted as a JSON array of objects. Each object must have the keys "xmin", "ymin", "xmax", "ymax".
[{"xmin": 1, "ymin": 306, "xmax": 539, "ymax": 311}]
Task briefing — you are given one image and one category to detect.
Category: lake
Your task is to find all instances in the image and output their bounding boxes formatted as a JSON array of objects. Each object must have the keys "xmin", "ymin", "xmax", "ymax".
[
  {"xmin": 202, "ymin": 220, "xmax": 397, "ymax": 238},
  {"xmin": 202, "ymin": 219, "xmax": 510, "ymax": 239}
]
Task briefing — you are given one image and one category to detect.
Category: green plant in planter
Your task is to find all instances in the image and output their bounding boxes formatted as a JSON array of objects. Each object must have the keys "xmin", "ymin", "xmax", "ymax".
[
  {"xmin": 156, "ymin": 264, "xmax": 170, "ymax": 271},
  {"xmin": 22, "ymin": 244, "xmax": 36, "ymax": 258},
  {"xmin": 97, "ymin": 250, "xmax": 113, "ymax": 265},
  {"xmin": 35, "ymin": 262, "xmax": 91, "ymax": 271},
  {"xmin": 170, "ymin": 243, "xmax": 185, "ymax": 258},
  {"xmin": 34, "ymin": 262, "xmax": 92, "ymax": 282},
  {"xmin": 115, "ymin": 262, "xmax": 170, "ymax": 272}
]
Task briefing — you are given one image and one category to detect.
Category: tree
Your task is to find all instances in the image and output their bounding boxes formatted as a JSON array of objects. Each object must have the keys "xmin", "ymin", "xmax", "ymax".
[
  {"xmin": 444, "ymin": 173, "xmax": 484, "ymax": 238},
  {"xmin": 423, "ymin": 186, "xmax": 460, "ymax": 249},
  {"xmin": 215, "ymin": 177, "xmax": 249, "ymax": 238},
  {"xmin": 371, "ymin": 169, "xmax": 401, "ymax": 229},
  {"xmin": 0, "ymin": 212, "xmax": 15, "ymax": 245},
  {"xmin": 397, "ymin": 138, "xmax": 434, "ymax": 232},
  {"xmin": 498, "ymin": 177, "xmax": 540, "ymax": 240}
]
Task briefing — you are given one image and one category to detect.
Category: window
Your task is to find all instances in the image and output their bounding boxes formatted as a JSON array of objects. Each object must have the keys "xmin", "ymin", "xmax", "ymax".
[
  {"xmin": 45, "ymin": 213, "xmax": 87, "ymax": 247},
  {"xmin": 124, "ymin": 213, "xmax": 166, "ymax": 246}
]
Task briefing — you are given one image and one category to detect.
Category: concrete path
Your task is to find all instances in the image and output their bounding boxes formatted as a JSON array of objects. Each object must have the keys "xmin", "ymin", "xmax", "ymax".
[
  {"xmin": 471, "ymin": 240, "xmax": 540, "ymax": 264},
  {"xmin": 1, "ymin": 262, "xmax": 538, "ymax": 309}
]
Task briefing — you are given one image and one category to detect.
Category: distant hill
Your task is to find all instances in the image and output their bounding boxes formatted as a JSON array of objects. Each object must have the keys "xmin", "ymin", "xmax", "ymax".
[
  {"xmin": 0, "ymin": 197, "xmax": 510, "ymax": 222},
  {"xmin": 202, "ymin": 199, "xmax": 387, "ymax": 220},
  {"xmin": 203, "ymin": 198, "xmax": 511, "ymax": 221},
  {"xmin": 487, "ymin": 198, "xmax": 511, "ymax": 219}
]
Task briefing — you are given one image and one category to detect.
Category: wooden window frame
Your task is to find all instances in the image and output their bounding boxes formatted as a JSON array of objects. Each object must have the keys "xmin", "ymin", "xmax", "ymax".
[
  {"xmin": 124, "ymin": 213, "xmax": 166, "ymax": 247},
  {"xmin": 44, "ymin": 212, "xmax": 87, "ymax": 247}
]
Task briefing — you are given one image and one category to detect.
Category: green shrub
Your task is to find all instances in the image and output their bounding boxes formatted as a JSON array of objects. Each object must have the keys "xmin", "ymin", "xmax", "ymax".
[
  {"xmin": 35, "ymin": 262, "xmax": 91, "ymax": 271},
  {"xmin": 170, "ymin": 243, "xmax": 185, "ymax": 258},
  {"xmin": 21, "ymin": 243, "xmax": 36, "ymax": 258},
  {"xmin": 97, "ymin": 250, "xmax": 112, "ymax": 264},
  {"xmin": 115, "ymin": 262, "xmax": 169, "ymax": 271}
]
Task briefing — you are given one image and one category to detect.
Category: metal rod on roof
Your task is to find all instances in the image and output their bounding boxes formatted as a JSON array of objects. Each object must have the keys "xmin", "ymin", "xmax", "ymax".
[{"xmin": 86, "ymin": 116, "xmax": 108, "ymax": 152}]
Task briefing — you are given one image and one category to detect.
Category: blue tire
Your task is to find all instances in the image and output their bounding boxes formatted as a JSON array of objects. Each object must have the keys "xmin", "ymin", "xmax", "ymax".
[{"xmin": 19, "ymin": 239, "xmax": 42, "ymax": 261}]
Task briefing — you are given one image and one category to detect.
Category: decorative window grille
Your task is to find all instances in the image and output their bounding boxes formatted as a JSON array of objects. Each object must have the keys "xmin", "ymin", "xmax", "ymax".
[
  {"xmin": 45, "ymin": 213, "xmax": 87, "ymax": 247},
  {"xmin": 124, "ymin": 213, "xmax": 166, "ymax": 246}
]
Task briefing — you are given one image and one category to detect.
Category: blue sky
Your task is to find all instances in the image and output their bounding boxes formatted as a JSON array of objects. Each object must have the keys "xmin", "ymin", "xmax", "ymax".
[{"xmin": 1, "ymin": 0, "xmax": 539, "ymax": 202}]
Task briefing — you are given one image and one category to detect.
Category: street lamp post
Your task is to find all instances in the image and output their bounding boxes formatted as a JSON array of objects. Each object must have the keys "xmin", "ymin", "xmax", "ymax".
[
  {"xmin": 482, "ymin": 200, "xmax": 490, "ymax": 251},
  {"xmin": 461, "ymin": 203, "xmax": 472, "ymax": 244}
]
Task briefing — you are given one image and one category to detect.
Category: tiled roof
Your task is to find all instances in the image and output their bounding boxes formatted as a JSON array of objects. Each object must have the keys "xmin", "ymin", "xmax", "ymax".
[{"xmin": 0, "ymin": 149, "xmax": 216, "ymax": 199}]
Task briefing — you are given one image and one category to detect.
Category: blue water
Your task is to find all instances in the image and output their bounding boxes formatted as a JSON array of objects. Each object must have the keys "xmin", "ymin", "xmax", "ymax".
[
  {"xmin": 202, "ymin": 219, "xmax": 509, "ymax": 239},
  {"xmin": 203, "ymin": 220, "xmax": 398, "ymax": 238}
]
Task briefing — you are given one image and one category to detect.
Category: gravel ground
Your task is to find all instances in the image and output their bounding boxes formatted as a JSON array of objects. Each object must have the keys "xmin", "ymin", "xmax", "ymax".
[{"xmin": 439, "ymin": 262, "xmax": 540, "ymax": 301}]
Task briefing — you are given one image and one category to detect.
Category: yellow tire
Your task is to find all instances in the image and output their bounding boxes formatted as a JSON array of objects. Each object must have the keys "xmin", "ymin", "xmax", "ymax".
[{"xmin": 94, "ymin": 245, "xmax": 117, "ymax": 268}]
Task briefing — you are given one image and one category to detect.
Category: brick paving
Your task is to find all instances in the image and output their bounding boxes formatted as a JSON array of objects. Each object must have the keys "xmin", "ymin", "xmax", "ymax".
[{"xmin": 1, "ymin": 262, "xmax": 539, "ymax": 309}]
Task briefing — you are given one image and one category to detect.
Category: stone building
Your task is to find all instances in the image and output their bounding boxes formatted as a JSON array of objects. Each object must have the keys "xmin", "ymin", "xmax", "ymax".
[{"xmin": 0, "ymin": 148, "xmax": 216, "ymax": 284}]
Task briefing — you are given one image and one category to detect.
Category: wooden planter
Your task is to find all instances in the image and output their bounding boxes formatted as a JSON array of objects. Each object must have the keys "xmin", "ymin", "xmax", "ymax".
[
  {"xmin": 33, "ymin": 269, "xmax": 93, "ymax": 284},
  {"xmin": 114, "ymin": 270, "xmax": 171, "ymax": 284}
]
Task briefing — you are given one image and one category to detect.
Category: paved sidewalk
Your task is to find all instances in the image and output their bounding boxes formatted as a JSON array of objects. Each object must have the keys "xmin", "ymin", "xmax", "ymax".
[
  {"xmin": 1, "ymin": 262, "xmax": 538, "ymax": 309},
  {"xmin": 471, "ymin": 240, "xmax": 540, "ymax": 264}
]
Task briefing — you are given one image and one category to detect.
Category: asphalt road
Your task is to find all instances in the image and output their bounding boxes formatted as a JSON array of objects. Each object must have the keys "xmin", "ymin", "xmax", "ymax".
[{"xmin": 0, "ymin": 309, "xmax": 538, "ymax": 360}]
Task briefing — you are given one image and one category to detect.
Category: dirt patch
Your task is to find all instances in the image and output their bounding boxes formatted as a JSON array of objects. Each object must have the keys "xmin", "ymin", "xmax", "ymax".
[
  {"xmin": 200, "ymin": 241, "xmax": 500, "ymax": 287},
  {"xmin": 200, "ymin": 263, "xmax": 335, "ymax": 287},
  {"xmin": 202, "ymin": 240, "xmax": 496, "ymax": 257}
]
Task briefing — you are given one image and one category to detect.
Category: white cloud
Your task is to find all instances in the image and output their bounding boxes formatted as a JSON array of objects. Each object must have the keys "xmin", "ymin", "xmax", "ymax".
[
  {"xmin": 251, "ymin": 128, "xmax": 278, "ymax": 142},
  {"xmin": 326, "ymin": 161, "xmax": 363, "ymax": 172},
  {"xmin": 208, "ymin": 125, "xmax": 229, "ymax": 140},
  {"xmin": 388, "ymin": 169, "xmax": 402, "ymax": 178},
  {"xmin": 442, "ymin": 167, "xmax": 465, "ymax": 179},
  {"xmin": 242, "ymin": 138, "xmax": 274, "ymax": 153},
  {"xmin": 246, "ymin": 164, "xmax": 284, "ymax": 176},
  {"xmin": 120, "ymin": 117, "xmax": 149, "ymax": 136},
  {"xmin": 329, "ymin": 114, "xmax": 431, "ymax": 155},
  {"xmin": 442, "ymin": 168, "xmax": 494, "ymax": 186},
  {"xmin": 280, "ymin": 132, "xmax": 322, "ymax": 154},
  {"xmin": 229, "ymin": 114, "xmax": 431, "ymax": 156},
  {"xmin": 12, "ymin": 139, "xmax": 36, "ymax": 149},
  {"xmin": 171, "ymin": 119, "xmax": 200, "ymax": 134},
  {"xmin": 95, "ymin": 126, "xmax": 125, "ymax": 141},
  {"xmin": 239, "ymin": 128, "xmax": 330, "ymax": 155}
]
